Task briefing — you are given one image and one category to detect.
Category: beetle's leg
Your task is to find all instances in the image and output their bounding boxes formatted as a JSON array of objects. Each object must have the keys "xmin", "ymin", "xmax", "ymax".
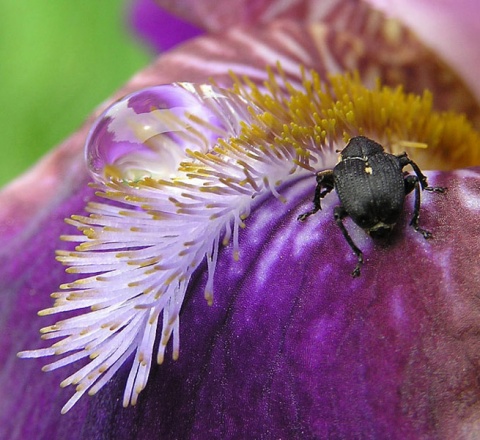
[
  {"xmin": 334, "ymin": 205, "xmax": 364, "ymax": 278},
  {"xmin": 404, "ymin": 175, "xmax": 433, "ymax": 239},
  {"xmin": 397, "ymin": 153, "xmax": 447, "ymax": 192},
  {"xmin": 297, "ymin": 170, "xmax": 334, "ymax": 221}
]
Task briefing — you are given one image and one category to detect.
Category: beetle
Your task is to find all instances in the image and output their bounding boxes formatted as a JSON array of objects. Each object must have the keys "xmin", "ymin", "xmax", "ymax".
[{"xmin": 298, "ymin": 136, "xmax": 446, "ymax": 277}]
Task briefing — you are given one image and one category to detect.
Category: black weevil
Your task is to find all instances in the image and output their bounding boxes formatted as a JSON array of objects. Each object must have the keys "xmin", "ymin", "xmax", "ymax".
[{"xmin": 298, "ymin": 136, "xmax": 446, "ymax": 277}]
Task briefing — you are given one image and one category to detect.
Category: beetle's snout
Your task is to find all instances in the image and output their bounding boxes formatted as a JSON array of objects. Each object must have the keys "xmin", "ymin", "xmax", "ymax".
[{"xmin": 368, "ymin": 222, "xmax": 395, "ymax": 238}]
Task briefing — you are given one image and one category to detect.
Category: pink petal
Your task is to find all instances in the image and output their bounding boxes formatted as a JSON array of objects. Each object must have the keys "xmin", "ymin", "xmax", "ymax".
[
  {"xmin": 365, "ymin": 0, "xmax": 480, "ymax": 102},
  {"xmin": 151, "ymin": 0, "xmax": 480, "ymax": 110},
  {"xmin": 153, "ymin": 0, "xmax": 399, "ymax": 32}
]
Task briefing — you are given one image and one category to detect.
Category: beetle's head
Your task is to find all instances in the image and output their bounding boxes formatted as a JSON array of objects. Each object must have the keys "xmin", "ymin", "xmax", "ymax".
[
  {"xmin": 341, "ymin": 136, "xmax": 384, "ymax": 159},
  {"xmin": 367, "ymin": 221, "xmax": 396, "ymax": 238}
]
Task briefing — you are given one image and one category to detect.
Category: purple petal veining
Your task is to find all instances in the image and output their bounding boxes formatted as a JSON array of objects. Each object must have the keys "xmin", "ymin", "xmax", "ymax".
[{"xmin": 44, "ymin": 168, "xmax": 480, "ymax": 438}]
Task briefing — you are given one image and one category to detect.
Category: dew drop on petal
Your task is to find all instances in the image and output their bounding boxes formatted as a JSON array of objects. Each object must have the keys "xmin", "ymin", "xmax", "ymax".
[{"xmin": 85, "ymin": 83, "xmax": 256, "ymax": 182}]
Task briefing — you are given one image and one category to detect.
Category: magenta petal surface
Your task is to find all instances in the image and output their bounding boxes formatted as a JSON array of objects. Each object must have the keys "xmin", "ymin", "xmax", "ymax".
[{"xmin": 2, "ymin": 166, "xmax": 480, "ymax": 438}]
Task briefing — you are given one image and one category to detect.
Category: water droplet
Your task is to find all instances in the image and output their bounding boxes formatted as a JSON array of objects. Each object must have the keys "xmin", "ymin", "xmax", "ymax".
[{"xmin": 85, "ymin": 83, "xmax": 256, "ymax": 182}]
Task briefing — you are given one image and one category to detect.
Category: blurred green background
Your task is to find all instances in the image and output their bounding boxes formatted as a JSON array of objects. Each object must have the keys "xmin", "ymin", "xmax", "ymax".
[{"xmin": 0, "ymin": 0, "xmax": 151, "ymax": 188}]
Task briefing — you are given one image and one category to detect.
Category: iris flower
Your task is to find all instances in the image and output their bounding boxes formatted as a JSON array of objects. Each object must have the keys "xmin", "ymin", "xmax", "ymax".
[{"xmin": 2, "ymin": 0, "xmax": 480, "ymax": 438}]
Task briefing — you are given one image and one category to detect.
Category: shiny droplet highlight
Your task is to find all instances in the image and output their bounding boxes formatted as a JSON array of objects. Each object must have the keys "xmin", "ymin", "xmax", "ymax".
[{"xmin": 85, "ymin": 82, "xmax": 256, "ymax": 182}]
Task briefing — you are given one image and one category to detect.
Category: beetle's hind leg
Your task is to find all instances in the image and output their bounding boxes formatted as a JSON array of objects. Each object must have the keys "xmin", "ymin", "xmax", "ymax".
[
  {"xmin": 297, "ymin": 170, "xmax": 334, "ymax": 221},
  {"xmin": 334, "ymin": 206, "xmax": 364, "ymax": 278}
]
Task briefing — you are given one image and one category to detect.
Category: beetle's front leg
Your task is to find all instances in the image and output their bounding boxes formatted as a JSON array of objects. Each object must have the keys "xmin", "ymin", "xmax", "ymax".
[
  {"xmin": 297, "ymin": 170, "xmax": 334, "ymax": 221},
  {"xmin": 404, "ymin": 175, "xmax": 435, "ymax": 239},
  {"xmin": 397, "ymin": 152, "xmax": 447, "ymax": 192},
  {"xmin": 334, "ymin": 205, "xmax": 364, "ymax": 278}
]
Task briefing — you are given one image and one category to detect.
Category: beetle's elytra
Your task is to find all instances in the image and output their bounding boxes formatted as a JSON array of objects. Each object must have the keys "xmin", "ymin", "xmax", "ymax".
[{"xmin": 298, "ymin": 136, "xmax": 446, "ymax": 277}]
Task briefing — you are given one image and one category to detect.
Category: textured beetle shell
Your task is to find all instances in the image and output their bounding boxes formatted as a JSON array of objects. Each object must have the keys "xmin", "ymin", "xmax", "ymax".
[
  {"xmin": 333, "ymin": 153, "xmax": 405, "ymax": 229},
  {"xmin": 339, "ymin": 137, "xmax": 384, "ymax": 158}
]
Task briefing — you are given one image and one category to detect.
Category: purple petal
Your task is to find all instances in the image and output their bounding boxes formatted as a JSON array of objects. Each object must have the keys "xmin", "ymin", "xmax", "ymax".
[
  {"xmin": 0, "ymin": 185, "xmax": 93, "ymax": 438},
  {"xmin": 129, "ymin": 0, "xmax": 203, "ymax": 52},
  {"xmin": 3, "ymin": 167, "xmax": 480, "ymax": 438},
  {"xmin": 80, "ymin": 170, "xmax": 480, "ymax": 439}
]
